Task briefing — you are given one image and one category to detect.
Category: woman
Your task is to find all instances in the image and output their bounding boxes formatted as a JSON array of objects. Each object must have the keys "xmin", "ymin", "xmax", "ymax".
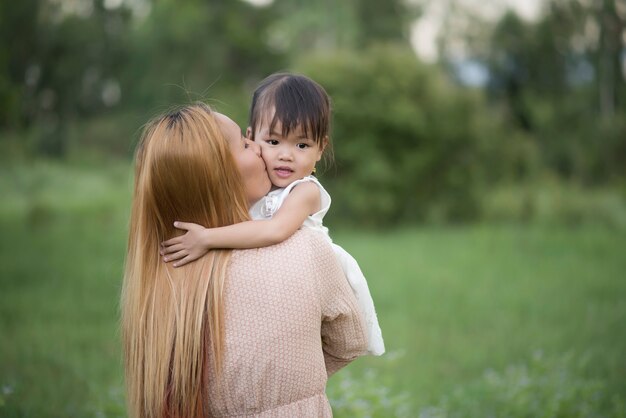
[{"xmin": 121, "ymin": 103, "xmax": 367, "ymax": 418}]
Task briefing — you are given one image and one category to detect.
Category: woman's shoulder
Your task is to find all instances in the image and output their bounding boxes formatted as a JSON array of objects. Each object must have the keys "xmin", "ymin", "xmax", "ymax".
[
  {"xmin": 288, "ymin": 228, "xmax": 334, "ymax": 259},
  {"xmin": 232, "ymin": 229, "xmax": 333, "ymax": 266},
  {"xmin": 228, "ymin": 230, "xmax": 337, "ymax": 298}
]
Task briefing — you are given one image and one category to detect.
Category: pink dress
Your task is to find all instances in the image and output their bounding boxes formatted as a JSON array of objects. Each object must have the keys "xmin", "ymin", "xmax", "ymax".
[{"xmin": 204, "ymin": 229, "xmax": 368, "ymax": 417}]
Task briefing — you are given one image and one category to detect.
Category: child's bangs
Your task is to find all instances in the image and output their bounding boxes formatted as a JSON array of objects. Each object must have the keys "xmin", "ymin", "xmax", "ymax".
[{"xmin": 258, "ymin": 81, "xmax": 328, "ymax": 145}]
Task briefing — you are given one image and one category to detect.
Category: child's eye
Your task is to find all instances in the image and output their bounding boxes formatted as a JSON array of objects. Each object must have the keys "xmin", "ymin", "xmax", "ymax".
[
  {"xmin": 266, "ymin": 139, "xmax": 279, "ymax": 146},
  {"xmin": 297, "ymin": 143, "xmax": 309, "ymax": 149}
]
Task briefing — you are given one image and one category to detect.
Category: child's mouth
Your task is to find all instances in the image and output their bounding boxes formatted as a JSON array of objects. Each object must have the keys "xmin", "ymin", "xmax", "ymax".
[{"xmin": 274, "ymin": 167, "xmax": 294, "ymax": 178}]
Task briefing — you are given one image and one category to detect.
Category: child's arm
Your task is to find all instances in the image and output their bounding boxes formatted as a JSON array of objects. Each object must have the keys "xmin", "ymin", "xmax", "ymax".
[{"xmin": 161, "ymin": 181, "xmax": 320, "ymax": 267}]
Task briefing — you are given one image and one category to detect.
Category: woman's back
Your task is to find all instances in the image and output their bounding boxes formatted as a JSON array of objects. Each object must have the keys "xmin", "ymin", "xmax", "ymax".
[{"xmin": 205, "ymin": 229, "xmax": 367, "ymax": 417}]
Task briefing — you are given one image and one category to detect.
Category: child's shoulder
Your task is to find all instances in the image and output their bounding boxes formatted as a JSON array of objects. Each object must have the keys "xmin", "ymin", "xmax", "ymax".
[
  {"xmin": 286, "ymin": 175, "xmax": 323, "ymax": 192},
  {"xmin": 286, "ymin": 176, "xmax": 330, "ymax": 202},
  {"xmin": 288, "ymin": 176, "xmax": 332, "ymax": 219},
  {"xmin": 286, "ymin": 176, "xmax": 320, "ymax": 189},
  {"xmin": 288, "ymin": 176, "xmax": 320, "ymax": 193}
]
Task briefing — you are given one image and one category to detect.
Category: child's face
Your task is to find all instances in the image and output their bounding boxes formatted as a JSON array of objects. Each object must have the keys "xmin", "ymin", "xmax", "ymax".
[{"xmin": 250, "ymin": 117, "xmax": 325, "ymax": 189}]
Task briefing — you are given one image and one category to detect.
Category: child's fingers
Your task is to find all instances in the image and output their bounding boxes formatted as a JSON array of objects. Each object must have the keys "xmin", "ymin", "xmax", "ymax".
[
  {"xmin": 161, "ymin": 237, "xmax": 182, "ymax": 247},
  {"xmin": 160, "ymin": 222, "xmax": 194, "ymax": 246},
  {"xmin": 173, "ymin": 251, "xmax": 204, "ymax": 267},
  {"xmin": 173, "ymin": 221, "xmax": 194, "ymax": 231},
  {"xmin": 161, "ymin": 243, "xmax": 184, "ymax": 255},
  {"xmin": 173, "ymin": 256, "xmax": 193, "ymax": 268},
  {"xmin": 163, "ymin": 250, "xmax": 187, "ymax": 263}
]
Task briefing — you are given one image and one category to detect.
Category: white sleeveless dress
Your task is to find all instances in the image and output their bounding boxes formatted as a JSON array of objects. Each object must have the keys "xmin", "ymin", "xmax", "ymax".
[{"xmin": 249, "ymin": 176, "xmax": 385, "ymax": 356}]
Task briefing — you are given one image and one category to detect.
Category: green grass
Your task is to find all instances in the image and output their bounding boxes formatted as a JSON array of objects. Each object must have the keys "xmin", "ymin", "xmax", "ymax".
[
  {"xmin": 331, "ymin": 226, "xmax": 626, "ymax": 417},
  {"xmin": 1, "ymin": 160, "xmax": 625, "ymax": 417},
  {"xmin": 0, "ymin": 159, "xmax": 130, "ymax": 417}
]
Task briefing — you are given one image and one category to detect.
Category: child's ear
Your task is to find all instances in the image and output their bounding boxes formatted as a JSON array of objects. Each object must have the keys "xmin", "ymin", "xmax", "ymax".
[
  {"xmin": 245, "ymin": 127, "xmax": 253, "ymax": 140},
  {"xmin": 317, "ymin": 135, "xmax": 329, "ymax": 161}
]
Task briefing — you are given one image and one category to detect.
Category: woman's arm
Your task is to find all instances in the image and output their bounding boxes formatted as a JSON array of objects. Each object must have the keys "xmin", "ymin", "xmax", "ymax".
[
  {"xmin": 314, "ymin": 234, "xmax": 369, "ymax": 376},
  {"xmin": 321, "ymin": 299, "xmax": 369, "ymax": 376},
  {"xmin": 161, "ymin": 182, "xmax": 320, "ymax": 267}
]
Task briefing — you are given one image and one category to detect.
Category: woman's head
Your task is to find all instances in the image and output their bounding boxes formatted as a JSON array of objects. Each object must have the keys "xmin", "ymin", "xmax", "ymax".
[
  {"xmin": 123, "ymin": 103, "xmax": 267, "ymax": 418},
  {"xmin": 248, "ymin": 73, "xmax": 332, "ymax": 187},
  {"xmin": 133, "ymin": 104, "xmax": 246, "ymax": 239},
  {"xmin": 214, "ymin": 112, "xmax": 271, "ymax": 205},
  {"xmin": 134, "ymin": 104, "xmax": 268, "ymax": 233}
]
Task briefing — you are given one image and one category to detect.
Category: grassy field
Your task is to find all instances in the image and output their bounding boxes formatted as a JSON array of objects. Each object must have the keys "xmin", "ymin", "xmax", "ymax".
[{"xmin": 1, "ymin": 160, "xmax": 625, "ymax": 417}]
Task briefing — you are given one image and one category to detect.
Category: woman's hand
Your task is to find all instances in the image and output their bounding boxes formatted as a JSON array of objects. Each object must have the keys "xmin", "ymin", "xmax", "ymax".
[{"xmin": 160, "ymin": 222, "xmax": 211, "ymax": 267}]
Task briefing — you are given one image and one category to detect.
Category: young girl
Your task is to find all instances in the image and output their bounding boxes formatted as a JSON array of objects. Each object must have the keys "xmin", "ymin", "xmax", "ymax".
[{"xmin": 161, "ymin": 73, "xmax": 385, "ymax": 356}]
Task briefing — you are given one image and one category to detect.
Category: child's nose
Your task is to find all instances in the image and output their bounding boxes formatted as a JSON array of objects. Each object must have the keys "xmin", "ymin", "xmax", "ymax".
[{"xmin": 278, "ymin": 147, "xmax": 293, "ymax": 161}]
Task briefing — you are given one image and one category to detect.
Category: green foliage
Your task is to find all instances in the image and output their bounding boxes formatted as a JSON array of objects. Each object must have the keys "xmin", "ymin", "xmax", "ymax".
[
  {"xmin": 2, "ymin": 0, "xmax": 625, "ymax": 205},
  {"xmin": 482, "ymin": 180, "xmax": 626, "ymax": 228},
  {"xmin": 334, "ymin": 220, "xmax": 626, "ymax": 413},
  {"xmin": 0, "ymin": 0, "xmax": 40, "ymax": 128},
  {"xmin": 0, "ymin": 0, "xmax": 283, "ymax": 157},
  {"xmin": 328, "ymin": 351, "xmax": 413, "ymax": 418},
  {"xmin": 419, "ymin": 352, "xmax": 626, "ymax": 418},
  {"xmin": 351, "ymin": 0, "xmax": 419, "ymax": 47},
  {"xmin": 265, "ymin": 0, "xmax": 417, "ymax": 56},
  {"xmin": 0, "ymin": 0, "xmax": 134, "ymax": 156},
  {"xmin": 297, "ymin": 46, "xmax": 502, "ymax": 224},
  {"xmin": 477, "ymin": 3, "xmax": 626, "ymax": 184},
  {"xmin": 0, "ymin": 161, "xmax": 129, "ymax": 417},
  {"xmin": 123, "ymin": 0, "xmax": 282, "ymax": 109}
]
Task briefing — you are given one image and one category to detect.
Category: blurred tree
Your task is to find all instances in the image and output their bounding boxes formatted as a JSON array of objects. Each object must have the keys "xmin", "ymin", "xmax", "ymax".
[
  {"xmin": 487, "ymin": 12, "xmax": 537, "ymax": 131},
  {"xmin": 39, "ymin": 2, "xmax": 132, "ymax": 155},
  {"xmin": 122, "ymin": 0, "xmax": 284, "ymax": 110},
  {"xmin": 0, "ymin": 0, "xmax": 132, "ymax": 156},
  {"xmin": 0, "ymin": 0, "xmax": 42, "ymax": 129},
  {"xmin": 261, "ymin": 0, "xmax": 358, "ymax": 54},
  {"xmin": 595, "ymin": 0, "xmax": 625, "ymax": 117},
  {"xmin": 353, "ymin": 0, "xmax": 419, "ymax": 47},
  {"xmin": 0, "ymin": 0, "xmax": 284, "ymax": 156},
  {"xmin": 451, "ymin": 0, "xmax": 626, "ymax": 183},
  {"xmin": 2, "ymin": 0, "xmax": 624, "ymax": 189},
  {"xmin": 296, "ymin": 45, "xmax": 501, "ymax": 225},
  {"xmin": 263, "ymin": 0, "xmax": 418, "ymax": 57}
]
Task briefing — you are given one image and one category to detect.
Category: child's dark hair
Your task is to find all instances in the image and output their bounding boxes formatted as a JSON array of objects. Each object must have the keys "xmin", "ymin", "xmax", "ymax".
[{"xmin": 249, "ymin": 73, "xmax": 331, "ymax": 150}]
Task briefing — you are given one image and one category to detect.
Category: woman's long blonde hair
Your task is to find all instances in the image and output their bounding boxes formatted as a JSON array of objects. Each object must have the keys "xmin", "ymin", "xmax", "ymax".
[{"xmin": 121, "ymin": 103, "xmax": 250, "ymax": 418}]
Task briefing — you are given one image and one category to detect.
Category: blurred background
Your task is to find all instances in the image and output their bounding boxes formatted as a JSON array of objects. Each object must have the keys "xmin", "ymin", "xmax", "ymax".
[{"xmin": 1, "ymin": 0, "xmax": 625, "ymax": 416}]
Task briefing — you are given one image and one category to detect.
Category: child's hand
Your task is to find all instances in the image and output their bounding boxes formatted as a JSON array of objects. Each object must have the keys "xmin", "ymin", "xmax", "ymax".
[{"xmin": 160, "ymin": 222, "xmax": 210, "ymax": 267}]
